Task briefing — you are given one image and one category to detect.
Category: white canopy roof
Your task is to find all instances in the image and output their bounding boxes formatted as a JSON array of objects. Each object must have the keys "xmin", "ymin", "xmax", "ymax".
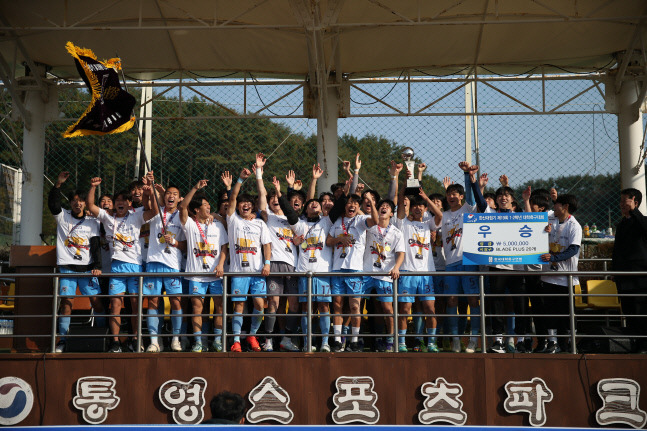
[{"xmin": 0, "ymin": 0, "xmax": 645, "ymax": 81}]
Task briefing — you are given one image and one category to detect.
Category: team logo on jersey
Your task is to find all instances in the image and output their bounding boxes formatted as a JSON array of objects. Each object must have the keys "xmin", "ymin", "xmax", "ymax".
[
  {"xmin": 305, "ymin": 237, "xmax": 323, "ymax": 263},
  {"xmin": 445, "ymin": 227, "xmax": 462, "ymax": 251},
  {"xmin": 235, "ymin": 238, "xmax": 257, "ymax": 267},
  {"xmin": 193, "ymin": 242, "xmax": 215, "ymax": 258},
  {"xmin": 370, "ymin": 242, "xmax": 386, "ymax": 268},
  {"xmin": 65, "ymin": 236, "xmax": 89, "ymax": 260},
  {"xmin": 0, "ymin": 377, "xmax": 34, "ymax": 426},
  {"xmin": 276, "ymin": 228, "xmax": 294, "ymax": 253},
  {"xmin": 408, "ymin": 233, "xmax": 430, "ymax": 260},
  {"xmin": 113, "ymin": 232, "xmax": 135, "ymax": 250}
]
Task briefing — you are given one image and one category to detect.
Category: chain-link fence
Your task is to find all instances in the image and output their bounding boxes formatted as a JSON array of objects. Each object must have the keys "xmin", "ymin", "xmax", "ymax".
[{"xmin": 0, "ymin": 74, "xmax": 644, "ymax": 245}]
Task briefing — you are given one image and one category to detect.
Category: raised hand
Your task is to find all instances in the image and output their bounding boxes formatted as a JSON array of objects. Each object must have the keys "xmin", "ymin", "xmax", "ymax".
[
  {"xmin": 479, "ymin": 173, "xmax": 489, "ymax": 189},
  {"xmin": 154, "ymin": 183, "xmax": 165, "ymax": 194},
  {"xmin": 240, "ymin": 168, "xmax": 251, "ymax": 180},
  {"xmin": 418, "ymin": 163, "xmax": 427, "ymax": 173},
  {"xmin": 458, "ymin": 161, "xmax": 470, "ymax": 172},
  {"xmin": 342, "ymin": 160, "xmax": 351, "ymax": 174},
  {"xmin": 443, "ymin": 176, "xmax": 453, "ymax": 189},
  {"xmin": 90, "ymin": 177, "xmax": 102, "ymax": 187},
  {"xmin": 221, "ymin": 171, "xmax": 232, "ymax": 189},
  {"xmin": 56, "ymin": 171, "xmax": 70, "ymax": 187},
  {"xmin": 285, "ymin": 170, "xmax": 296, "ymax": 187},
  {"xmin": 468, "ymin": 164, "xmax": 479, "ymax": 175},
  {"xmin": 194, "ymin": 179, "xmax": 208, "ymax": 190},
  {"xmin": 355, "ymin": 183, "xmax": 365, "ymax": 194},
  {"xmin": 312, "ymin": 163, "xmax": 323, "ymax": 179},
  {"xmin": 255, "ymin": 152, "xmax": 266, "ymax": 169},
  {"xmin": 418, "ymin": 187, "xmax": 428, "ymax": 200},
  {"xmin": 272, "ymin": 176, "xmax": 281, "ymax": 191},
  {"xmin": 522, "ymin": 185, "xmax": 531, "ymax": 202},
  {"xmin": 355, "ymin": 153, "xmax": 362, "ymax": 171},
  {"xmin": 293, "ymin": 180, "xmax": 303, "ymax": 191},
  {"xmin": 499, "ymin": 174, "xmax": 509, "ymax": 187},
  {"xmin": 550, "ymin": 187, "xmax": 558, "ymax": 202}
]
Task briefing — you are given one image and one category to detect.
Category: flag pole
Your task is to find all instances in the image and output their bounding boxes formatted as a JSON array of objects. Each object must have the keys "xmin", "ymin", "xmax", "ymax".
[{"xmin": 115, "ymin": 55, "xmax": 167, "ymax": 236}]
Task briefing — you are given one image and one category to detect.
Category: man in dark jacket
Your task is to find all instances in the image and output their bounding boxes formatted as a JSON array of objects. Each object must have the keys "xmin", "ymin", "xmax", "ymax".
[
  {"xmin": 202, "ymin": 391, "xmax": 246, "ymax": 425},
  {"xmin": 612, "ymin": 188, "xmax": 647, "ymax": 353}
]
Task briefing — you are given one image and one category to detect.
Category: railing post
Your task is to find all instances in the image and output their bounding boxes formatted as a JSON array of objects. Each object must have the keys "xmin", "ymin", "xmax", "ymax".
[
  {"xmin": 393, "ymin": 276, "xmax": 399, "ymax": 351},
  {"xmin": 479, "ymin": 275, "xmax": 487, "ymax": 354},
  {"xmin": 568, "ymin": 274, "xmax": 576, "ymax": 354},
  {"xmin": 222, "ymin": 275, "xmax": 228, "ymax": 353},
  {"xmin": 307, "ymin": 271, "xmax": 313, "ymax": 352},
  {"xmin": 137, "ymin": 276, "xmax": 144, "ymax": 353},
  {"xmin": 51, "ymin": 276, "xmax": 59, "ymax": 353}
]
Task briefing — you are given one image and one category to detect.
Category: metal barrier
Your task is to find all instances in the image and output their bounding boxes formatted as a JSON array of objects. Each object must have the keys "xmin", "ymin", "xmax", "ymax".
[{"xmin": 0, "ymin": 259, "xmax": 643, "ymax": 355}]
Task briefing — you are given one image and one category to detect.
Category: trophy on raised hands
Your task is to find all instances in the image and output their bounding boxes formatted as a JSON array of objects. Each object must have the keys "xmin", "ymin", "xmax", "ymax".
[{"xmin": 402, "ymin": 146, "xmax": 420, "ymax": 194}]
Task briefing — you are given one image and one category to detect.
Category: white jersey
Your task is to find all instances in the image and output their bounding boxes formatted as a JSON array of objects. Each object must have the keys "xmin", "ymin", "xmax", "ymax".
[
  {"xmin": 265, "ymin": 210, "xmax": 298, "ymax": 267},
  {"xmin": 441, "ymin": 203, "xmax": 477, "ymax": 266},
  {"xmin": 97, "ymin": 208, "xmax": 148, "ymax": 265},
  {"xmin": 147, "ymin": 208, "xmax": 185, "ymax": 270},
  {"xmin": 132, "ymin": 206, "xmax": 150, "ymax": 261},
  {"xmin": 393, "ymin": 217, "xmax": 436, "ymax": 272},
  {"xmin": 365, "ymin": 224, "xmax": 405, "ymax": 282},
  {"xmin": 183, "ymin": 218, "xmax": 228, "ymax": 282},
  {"xmin": 227, "ymin": 212, "xmax": 273, "ymax": 272},
  {"xmin": 54, "ymin": 210, "xmax": 100, "ymax": 267},
  {"xmin": 541, "ymin": 215, "xmax": 582, "ymax": 287},
  {"xmin": 291, "ymin": 216, "xmax": 333, "ymax": 272},
  {"xmin": 330, "ymin": 215, "xmax": 370, "ymax": 271}
]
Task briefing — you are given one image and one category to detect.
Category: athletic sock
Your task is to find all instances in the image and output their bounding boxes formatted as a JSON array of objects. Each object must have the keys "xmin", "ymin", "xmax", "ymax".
[
  {"xmin": 318, "ymin": 314, "xmax": 331, "ymax": 346},
  {"xmin": 250, "ymin": 309, "xmax": 263, "ymax": 334},
  {"xmin": 351, "ymin": 326, "xmax": 360, "ymax": 343},
  {"xmin": 426, "ymin": 327, "xmax": 437, "ymax": 344},
  {"xmin": 232, "ymin": 312, "xmax": 243, "ymax": 343},
  {"xmin": 264, "ymin": 311, "xmax": 277, "ymax": 334},
  {"xmin": 171, "ymin": 309, "xmax": 182, "ymax": 335},
  {"xmin": 333, "ymin": 324, "xmax": 342, "ymax": 343},
  {"xmin": 398, "ymin": 329, "xmax": 407, "ymax": 345},
  {"xmin": 147, "ymin": 308, "xmax": 159, "ymax": 344}
]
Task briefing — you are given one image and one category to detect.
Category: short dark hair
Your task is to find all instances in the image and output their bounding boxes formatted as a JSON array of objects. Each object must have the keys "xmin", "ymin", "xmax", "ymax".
[
  {"xmin": 555, "ymin": 194, "xmax": 578, "ymax": 214},
  {"xmin": 446, "ymin": 184, "xmax": 465, "ymax": 196},
  {"xmin": 409, "ymin": 195, "xmax": 426, "ymax": 207},
  {"xmin": 165, "ymin": 185, "xmax": 182, "ymax": 196},
  {"xmin": 495, "ymin": 186, "xmax": 514, "ymax": 199},
  {"xmin": 98, "ymin": 194, "xmax": 112, "ymax": 202},
  {"xmin": 330, "ymin": 183, "xmax": 345, "ymax": 193},
  {"xmin": 484, "ymin": 192, "xmax": 496, "ymax": 201},
  {"xmin": 531, "ymin": 188, "xmax": 551, "ymax": 200},
  {"xmin": 621, "ymin": 188, "xmax": 642, "ymax": 207},
  {"xmin": 529, "ymin": 195, "xmax": 551, "ymax": 212},
  {"xmin": 129, "ymin": 180, "xmax": 144, "ymax": 191},
  {"xmin": 237, "ymin": 193, "xmax": 255, "ymax": 205},
  {"xmin": 209, "ymin": 391, "xmax": 245, "ymax": 423},
  {"xmin": 288, "ymin": 190, "xmax": 306, "ymax": 204},
  {"xmin": 347, "ymin": 193, "xmax": 362, "ymax": 204},
  {"xmin": 68, "ymin": 190, "xmax": 87, "ymax": 202},
  {"xmin": 318, "ymin": 192, "xmax": 333, "ymax": 203},
  {"xmin": 429, "ymin": 193, "xmax": 448, "ymax": 211},
  {"xmin": 361, "ymin": 189, "xmax": 380, "ymax": 204},
  {"xmin": 188, "ymin": 194, "xmax": 207, "ymax": 215},
  {"xmin": 113, "ymin": 190, "xmax": 132, "ymax": 202},
  {"xmin": 377, "ymin": 199, "xmax": 395, "ymax": 213}
]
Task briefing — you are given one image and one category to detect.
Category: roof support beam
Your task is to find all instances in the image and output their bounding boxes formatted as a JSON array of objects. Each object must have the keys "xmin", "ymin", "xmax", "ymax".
[{"xmin": 0, "ymin": 51, "xmax": 30, "ymax": 129}]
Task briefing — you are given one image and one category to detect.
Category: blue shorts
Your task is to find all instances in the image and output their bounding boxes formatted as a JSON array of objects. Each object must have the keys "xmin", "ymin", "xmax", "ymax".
[
  {"xmin": 144, "ymin": 262, "xmax": 182, "ymax": 296},
  {"xmin": 432, "ymin": 273, "xmax": 445, "ymax": 296},
  {"xmin": 399, "ymin": 273, "xmax": 434, "ymax": 303},
  {"xmin": 331, "ymin": 270, "xmax": 363, "ymax": 297},
  {"xmin": 230, "ymin": 276, "xmax": 266, "ymax": 302},
  {"xmin": 190, "ymin": 280, "xmax": 223, "ymax": 296},
  {"xmin": 444, "ymin": 262, "xmax": 479, "ymax": 296},
  {"xmin": 363, "ymin": 278, "xmax": 394, "ymax": 302},
  {"xmin": 298, "ymin": 277, "xmax": 332, "ymax": 303},
  {"xmin": 59, "ymin": 267, "xmax": 100, "ymax": 296},
  {"xmin": 109, "ymin": 260, "xmax": 143, "ymax": 295}
]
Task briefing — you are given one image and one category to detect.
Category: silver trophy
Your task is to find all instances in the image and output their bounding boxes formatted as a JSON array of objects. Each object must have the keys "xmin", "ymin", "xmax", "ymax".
[{"xmin": 402, "ymin": 147, "xmax": 420, "ymax": 190}]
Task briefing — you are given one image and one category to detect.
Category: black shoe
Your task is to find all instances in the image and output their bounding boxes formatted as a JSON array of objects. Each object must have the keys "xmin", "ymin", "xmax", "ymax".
[
  {"xmin": 524, "ymin": 338, "xmax": 534, "ymax": 352},
  {"xmin": 347, "ymin": 342, "xmax": 361, "ymax": 352},
  {"xmin": 487, "ymin": 340, "xmax": 506, "ymax": 354},
  {"xmin": 515, "ymin": 341, "xmax": 528, "ymax": 353},
  {"xmin": 330, "ymin": 340, "xmax": 343, "ymax": 352},
  {"xmin": 533, "ymin": 340, "xmax": 548, "ymax": 353},
  {"xmin": 108, "ymin": 341, "xmax": 122, "ymax": 353},
  {"xmin": 544, "ymin": 341, "xmax": 561, "ymax": 354},
  {"xmin": 374, "ymin": 338, "xmax": 386, "ymax": 352}
]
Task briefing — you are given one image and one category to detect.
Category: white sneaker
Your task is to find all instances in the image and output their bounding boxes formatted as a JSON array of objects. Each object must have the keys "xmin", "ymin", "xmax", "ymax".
[
  {"xmin": 262, "ymin": 338, "xmax": 274, "ymax": 352},
  {"xmin": 320, "ymin": 343, "xmax": 331, "ymax": 353},
  {"xmin": 279, "ymin": 337, "xmax": 299, "ymax": 352},
  {"xmin": 170, "ymin": 337, "xmax": 182, "ymax": 352},
  {"xmin": 54, "ymin": 340, "xmax": 66, "ymax": 353},
  {"xmin": 465, "ymin": 339, "xmax": 478, "ymax": 354},
  {"xmin": 451, "ymin": 337, "xmax": 462, "ymax": 353},
  {"xmin": 303, "ymin": 345, "xmax": 317, "ymax": 352},
  {"xmin": 146, "ymin": 343, "xmax": 160, "ymax": 353}
]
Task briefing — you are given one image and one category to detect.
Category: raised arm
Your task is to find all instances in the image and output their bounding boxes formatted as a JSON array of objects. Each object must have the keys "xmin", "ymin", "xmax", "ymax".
[
  {"xmin": 308, "ymin": 163, "xmax": 323, "ymax": 201},
  {"xmin": 142, "ymin": 185, "xmax": 160, "ymax": 221},
  {"xmin": 397, "ymin": 169, "xmax": 407, "ymax": 220},
  {"xmin": 419, "ymin": 187, "xmax": 443, "ymax": 226},
  {"xmin": 479, "ymin": 173, "xmax": 489, "ymax": 195},
  {"xmin": 417, "ymin": 163, "xmax": 426, "ymax": 182},
  {"xmin": 86, "ymin": 177, "xmax": 102, "ymax": 217},
  {"xmin": 227, "ymin": 168, "xmax": 251, "ymax": 217},
  {"xmin": 350, "ymin": 153, "xmax": 361, "ymax": 195},
  {"xmin": 48, "ymin": 171, "xmax": 70, "ymax": 215},
  {"xmin": 179, "ymin": 179, "xmax": 208, "ymax": 225},
  {"xmin": 522, "ymin": 186, "xmax": 532, "ymax": 213},
  {"xmin": 388, "ymin": 160, "xmax": 403, "ymax": 201},
  {"xmin": 255, "ymin": 153, "xmax": 268, "ymax": 214}
]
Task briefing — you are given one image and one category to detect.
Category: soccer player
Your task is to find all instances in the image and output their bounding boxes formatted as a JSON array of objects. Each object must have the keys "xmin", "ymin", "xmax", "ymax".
[
  {"xmin": 278, "ymin": 164, "xmax": 335, "ymax": 352},
  {"xmin": 364, "ymin": 198, "xmax": 405, "ymax": 352},
  {"xmin": 179, "ymin": 180, "xmax": 228, "ymax": 353},
  {"xmin": 255, "ymin": 154, "xmax": 300, "ymax": 352},
  {"xmin": 326, "ymin": 191, "xmax": 377, "ymax": 352},
  {"xmin": 48, "ymin": 171, "xmax": 104, "ymax": 353},
  {"xmin": 144, "ymin": 182, "xmax": 187, "ymax": 352},
  {"xmin": 540, "ymin": 194, "xmax": 582, "ymax": 353},
  {"xmin": 226, "ymin": 166, "xmax": 273, "ymax": 352},
  {"xmin": 87, "ymin": 176, "xmax": 158, "ymax": 353}
]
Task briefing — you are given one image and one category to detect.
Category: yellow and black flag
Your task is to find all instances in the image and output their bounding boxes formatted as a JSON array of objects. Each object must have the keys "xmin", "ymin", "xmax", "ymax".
[{"xmin": 63, "ymin": 42, "xmax": 136, "ymax": 138}]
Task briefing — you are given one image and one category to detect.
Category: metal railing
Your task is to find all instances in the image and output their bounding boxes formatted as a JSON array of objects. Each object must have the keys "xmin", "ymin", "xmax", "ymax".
[{"xmin": 0, "ymin": 259, "xmax": 642, "ymax": 355}]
